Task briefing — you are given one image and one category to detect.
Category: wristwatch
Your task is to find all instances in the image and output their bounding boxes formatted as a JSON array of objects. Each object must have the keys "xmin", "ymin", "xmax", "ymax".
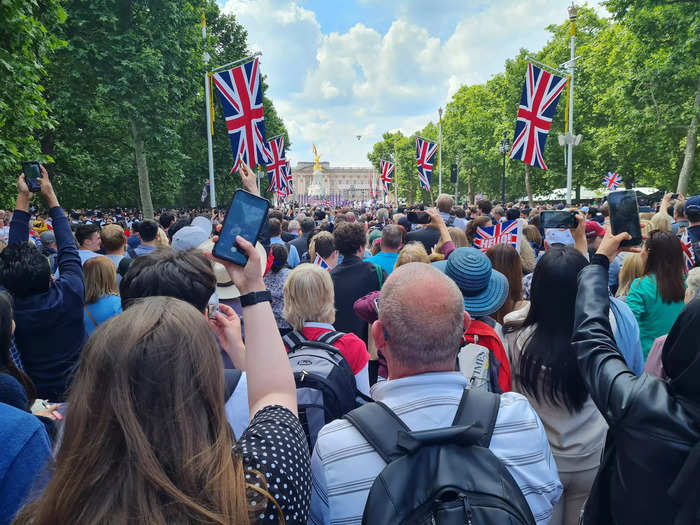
[{"xmin": 240, "ymin": 290, "xmax": 272, "ymax": 307}]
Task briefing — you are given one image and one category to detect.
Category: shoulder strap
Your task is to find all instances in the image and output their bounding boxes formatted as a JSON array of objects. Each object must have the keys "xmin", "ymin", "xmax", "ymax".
[
  {"xmin": 374, "ymin": 264, "xmax": 383, "ymax": 288},
  {"xmin": 282, "ymin": 330, "xmax": 308, "ymax": 350},
  {"xmin": 446, "ymin": 215, "xmax": 455, "ymax": 226},
  {"xmin": 223, "ymin": 369, "xmax": 242, "ymax": 399},
  {"xmin": 316, "ymin": 330, "xmax": 345, "ymax": 345},
  {"xmin": 344, "ymin": 402, "xmax": 411, "ymax": 464},
  {"xmin": 451, "ymin": 389, "xmax": 501, "ymax": 447},
  {"xmin": 84, "ymin": 304, "xmax": 98, "ymax": 328}
]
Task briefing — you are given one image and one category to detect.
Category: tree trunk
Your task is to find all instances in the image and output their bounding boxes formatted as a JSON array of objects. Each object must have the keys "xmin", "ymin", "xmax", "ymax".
[
  {"xmin": 524, "ymin": 164, "xmax": 533, "ymax": 208},
  {"xmin": 130, "ymin": 117, "xmax": 154, "ymax": 219},
  {"xmin": 677, "ymin": 78, "xmax": 699, "ymax": 195},
  {"xmin": 468, "ymin": 166, "xmax": 473, "ymax": 205}
]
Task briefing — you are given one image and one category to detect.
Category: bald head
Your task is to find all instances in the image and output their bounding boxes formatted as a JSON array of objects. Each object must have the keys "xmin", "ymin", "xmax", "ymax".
[{"xmin": 378, "ymin": 263, "xmax": 465, "ymax": 370}]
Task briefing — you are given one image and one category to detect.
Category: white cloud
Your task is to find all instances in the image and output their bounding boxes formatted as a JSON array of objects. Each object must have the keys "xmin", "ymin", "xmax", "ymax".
[{"xmin": 221, "ymin": 0, "xmax": 609, "ymax": 167}]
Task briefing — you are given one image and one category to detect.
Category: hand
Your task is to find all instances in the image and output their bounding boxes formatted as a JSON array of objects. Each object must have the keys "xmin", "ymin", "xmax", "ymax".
[
  {"xmin": 238, "ymin": 161, "xmax": 259, "ymax": 196},
  {"xmin": 208, "ymin": 303, "xmax": 246, "ymax": 369},
  {"xmin": 207, "ymin": 229, "xmax": 265, "ymax": 295},
  {"xmin": 38, "ymin": 165, "xmax": 58, "ymax": 206},
  {"xmin": 661, "ymin": 192, "xmax": 672, "ymax": 206},
  {"xmin": 596, "ymin": 230, "xmax": 641, "ymax": 262},
  {"xmin": 426, "ymin": 207, "xmax": 445, "ymax": 229},
  {"xmin": 570, "ymin": 211, "xmax": 587, "ymax": 258},
  {"xmin": 17, "ymin": 174, "xmax": 32, "ymax": 198},
  {"xmin": 33, "ymin": 402, "xmax": 63, "ymax": 421}
]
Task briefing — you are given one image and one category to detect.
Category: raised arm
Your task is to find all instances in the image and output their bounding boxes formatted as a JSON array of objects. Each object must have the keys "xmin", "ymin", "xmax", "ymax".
[{"xmin": 8, "ymin": 175, "xmax": 33, "ymax": 245}]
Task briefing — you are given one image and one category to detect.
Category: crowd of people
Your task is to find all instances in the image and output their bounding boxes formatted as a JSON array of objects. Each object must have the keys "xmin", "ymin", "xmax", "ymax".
[{"xmin": 1, "ymin": 162, "xmax": 698, "ymax": 525}]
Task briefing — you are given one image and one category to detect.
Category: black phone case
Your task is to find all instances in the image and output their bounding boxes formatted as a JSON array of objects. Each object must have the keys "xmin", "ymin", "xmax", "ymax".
[{"xmin": 212, "ymin": 190, "xmax": 270, "ymax": 266}]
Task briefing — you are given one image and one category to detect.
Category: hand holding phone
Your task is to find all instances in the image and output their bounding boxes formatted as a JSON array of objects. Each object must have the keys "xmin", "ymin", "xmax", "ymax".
[
  {"xmin": 212, "ymin": 189, "xmax": 269, "ymax": 267},
  {"xmin": 22, "ymin": 161, "xmax": 42, "ymax": 193},
  {"xmin": 407, "ymin": 210, "xmax": 431, "ymax": 224},
  {"xmin": 608, "ymin": 190, "xmax": 642, "ymax": 247},
  {"xmin": 540, "ymin": 210, "xmax": 578, "ymax": 229}
]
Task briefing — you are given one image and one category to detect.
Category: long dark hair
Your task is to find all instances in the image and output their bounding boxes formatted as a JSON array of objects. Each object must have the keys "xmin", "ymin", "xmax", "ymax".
[
  {"xmin": 269, "ymin": 243, "xmax": 288, "ymax": 274},
  {"xmin": 0, "ymin": 291, "xmax": 36, "ymax": 401},
  {"xmin": 644, "ymin": 230, "xmax": 686, "ymax": 304},
  {"xmin": 505, "ymin": 246, "xmax": 589, "ymax": 412},
  {"xmin": 14, "ymin": 297, "xmax": 277, "ymax": 525},
  {"xmin": 486, "ymin": 243, "xmax": 523, "ymax": 324}
]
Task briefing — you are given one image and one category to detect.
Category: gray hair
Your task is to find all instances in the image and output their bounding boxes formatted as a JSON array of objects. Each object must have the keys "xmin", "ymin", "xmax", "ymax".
[
  {"xmin": 379, "ymin": 263, "xmax": 464, "ymax": 369},
  {"xmin": 288, "ymin": 219, "xmax": 301, "ymax": 232},
  {"xmin": 376, "ymin": 208, "xmax": 389, "ymax": 223}
]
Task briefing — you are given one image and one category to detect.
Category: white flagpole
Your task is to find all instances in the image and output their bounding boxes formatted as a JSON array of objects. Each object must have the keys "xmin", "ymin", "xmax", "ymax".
[
  {"xmin": 438, "ymin": 107, "xmax": 443, "ymax": 195},
  {"xmin": 203, "ymin": 14, "xmax": 216, "ymax": 208}
]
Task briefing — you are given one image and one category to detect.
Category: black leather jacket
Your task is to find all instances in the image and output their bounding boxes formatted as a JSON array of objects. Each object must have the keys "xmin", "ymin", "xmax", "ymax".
[{"xmin": 573, "ymin": 257, "xmax": 700, "ymax": 525}]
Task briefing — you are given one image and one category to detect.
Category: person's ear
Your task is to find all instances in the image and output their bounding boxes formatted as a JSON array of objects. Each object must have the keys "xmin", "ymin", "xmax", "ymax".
[
  {"xmin": 371, "ymin": 320, "xmax": 387, "ymax": 350},
  {"xmin": 463, "ymin": 311, "xmax": 472, "ymax": 333}
]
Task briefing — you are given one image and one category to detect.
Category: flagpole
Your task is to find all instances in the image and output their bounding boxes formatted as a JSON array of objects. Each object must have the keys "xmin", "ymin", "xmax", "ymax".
[
  {"xmin": 565, "ymin": 4, "xmax": 578, "ymax": 205},
  {"xmin": 212, "ymin": 52, "xmax": 263, "ymax": 73},
  {"xmin": 202, "ymin": 13, "xmax": 216, "ymax": 208},
  {"xmin": 438, "ymin": 107, "xmax": 443, "ymax": 195}
]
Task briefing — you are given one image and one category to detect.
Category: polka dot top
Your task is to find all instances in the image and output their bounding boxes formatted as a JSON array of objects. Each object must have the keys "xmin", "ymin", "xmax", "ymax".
[{"xmin": 237, "ymin": 405, "xmax": 312, "ymax": 524}]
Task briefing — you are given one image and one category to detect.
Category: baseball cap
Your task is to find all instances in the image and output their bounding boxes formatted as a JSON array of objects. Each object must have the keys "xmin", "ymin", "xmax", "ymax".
[
  {"xmin": 685, "ymin": 196, "xmax": 700, "ymax": 214},
  {"xmin": 39, "ymin": 231, "xmax": 56, "ymax": 245},
  {"xmin": 585, "ymin": 221, "xmax": 606, "ymax": 238},
  {"xmin": 172, "ymin": 216, "xmax": 213, "ymax": 252}
]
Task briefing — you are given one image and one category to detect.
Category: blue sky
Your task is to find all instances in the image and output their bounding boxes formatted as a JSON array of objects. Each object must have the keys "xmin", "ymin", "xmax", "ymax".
[{"xmin": 219, "ymin": 0, "xmax": 606, "ymax": 167}]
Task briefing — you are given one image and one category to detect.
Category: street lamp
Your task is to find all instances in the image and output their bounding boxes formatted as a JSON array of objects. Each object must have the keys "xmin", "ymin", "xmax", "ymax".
[{"xmin": 498, "ymin": 131, "xmax": 510, "ymax": 204}]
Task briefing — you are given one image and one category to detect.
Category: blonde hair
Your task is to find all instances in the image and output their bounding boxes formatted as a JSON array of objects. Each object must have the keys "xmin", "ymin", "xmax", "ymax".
[
  {"xmin": 283, "ymin": 264, "xmax": 335, "ymax": 330},
  {"xmin": 155, "ymin": 227, "xmax": 170, "ymax": 249},
  {"xmin": 639, "ymin": 219, "xmax": 653, "ymax": 238},
  {"xmin": 84, "ymin": 256, "xmax": 119, "ymax": 304},
  {"xmin": 650, "ymin": 212, "xmax": 672, "ymax": 233},
  {"xmin": 395, "ymin": 242, "xmax": 430, "ymax": 268},
  {"xmin": 616, "ymin": 252, "xmax": 645, "ymax": 298},
  {"xmin": 518, "ymin": 236, "xmax": 536, "ymax": 274},
  {"xmin": 308, "ymin": 231, "xmax": 333, "ymax": 262}
]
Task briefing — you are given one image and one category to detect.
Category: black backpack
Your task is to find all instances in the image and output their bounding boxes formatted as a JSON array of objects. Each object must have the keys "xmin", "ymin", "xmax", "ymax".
[
  {"xmin": 344, "ymin": 388, "xmax": 536, "ymax": 525},
  {"xmin": 283, "ymin": 330, "xmax": 369, "ymax": 451}
]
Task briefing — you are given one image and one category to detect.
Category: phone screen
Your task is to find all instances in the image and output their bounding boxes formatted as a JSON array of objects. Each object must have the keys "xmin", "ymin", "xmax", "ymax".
[
  {"xmin": 540, "ymin": 210, "xmax": 575, "ymax": 229},
  {"xmin": 213, "ymin": 190, "xmax": 270, "ymax": 265},
  {"xmin": 608, "ymin": 190, "xmax": 642, "ymax": 247},
  {"xmin": 22, "ymin": 161, "xmax": 41, "ymax": 193}
]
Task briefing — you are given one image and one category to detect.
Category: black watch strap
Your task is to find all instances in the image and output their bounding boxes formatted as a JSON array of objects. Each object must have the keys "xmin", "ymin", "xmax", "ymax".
[{"xmin": 240, "ymin": 290, "xmax": 272, "ymax": 307}]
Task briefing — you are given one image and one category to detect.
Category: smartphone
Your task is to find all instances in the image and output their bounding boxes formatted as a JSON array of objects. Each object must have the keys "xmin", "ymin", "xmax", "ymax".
[
  {"xmin": 540, "ymin": 210, "xmax": 578, "ymax": 229},
  {"xmin": 22, "ymin": 161, "xmax": 42, "ymax": 193},
  {"xmin": 373, "ymin": 297, "xmax": 380, "ymax": 314},
  {"xmin": 608, "ymin": 190, "xmax": 642, "ymax": 247},
  {"xmin": 407, "ymin": 211, "xmax": 431, "ymax": 224},
  {"xmin": 212, "ymin": 189, "xmax": 270, "ymax": 265},
  {"xmin": 671, "ymin": 193, "xmax": 679, "ymax": 200}
]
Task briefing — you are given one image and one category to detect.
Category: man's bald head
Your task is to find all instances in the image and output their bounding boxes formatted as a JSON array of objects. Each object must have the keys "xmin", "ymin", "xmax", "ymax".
[{"xmin": 378, "ymin": 263, "xmax": 465, "ymax": 369}]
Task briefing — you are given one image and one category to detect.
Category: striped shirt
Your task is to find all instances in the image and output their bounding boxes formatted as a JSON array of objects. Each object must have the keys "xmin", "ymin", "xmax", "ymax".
[{"xmin": 309, "ymin": 372, "xmax": 562, "ymax": 525}]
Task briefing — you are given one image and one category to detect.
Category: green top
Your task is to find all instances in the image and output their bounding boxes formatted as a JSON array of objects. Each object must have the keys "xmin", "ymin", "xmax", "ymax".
[{"xmin": 626, "ymin": 274, "xmax": 685, "ymax": 357}]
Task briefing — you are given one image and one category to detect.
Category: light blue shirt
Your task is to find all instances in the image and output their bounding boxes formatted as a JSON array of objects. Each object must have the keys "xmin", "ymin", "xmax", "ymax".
[
  {"xmin": 83, "ymin": 294, "xmax": 122, "ymax": 336},
  {"xmin": 55, "ymin": 249, "xmax": 100, "ymax": 278},
  {"xmin": 133, "ymin": 244, "xmax": 156, "ymax": 257},
  {"xmin": 364, "ymin": 251, "xmax": 398, "ymax": 275},
  {"xmin": 440, "ymin": 211, "xmax": 468, "ymax": 231},
  {"xmin": 271, "ymin": 236, "xmax": 299, "ymax": 268}
]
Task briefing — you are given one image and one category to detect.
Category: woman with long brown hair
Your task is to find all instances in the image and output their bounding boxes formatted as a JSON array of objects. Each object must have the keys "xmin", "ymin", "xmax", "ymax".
[
  {"xmin": 626, "ymin": 230, "xmax": 686, "ymax": 357},
  {"xmin": 83, "ymin": 255, "xmax": 121, "ymax": 336},
  {"xmin": 14, "ymin": 237, "xmax": 310, "ymax": 525},
  {"xmin": 487, "ymin": 243, "xmax": 527, "ymax": 324}
]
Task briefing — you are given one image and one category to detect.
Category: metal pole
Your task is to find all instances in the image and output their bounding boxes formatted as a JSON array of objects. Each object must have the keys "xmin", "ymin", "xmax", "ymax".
[
  {"xmin": 438, "ymin": 107, "xmax": 443, "ymax": 194},
  {"xmin": 455, "ymin": 152, "xmax": 460, "ymax": 203},
  {"xmin": 566, "ymin": 5, "xmax": 577, "ymax": 205},
  {"xmin": 501, "ymin": 145, "xmax": 506, "ymax": 204},
  {"xmin": 203, "ymin": 17, "xmax": 216, "ymax": 209}
]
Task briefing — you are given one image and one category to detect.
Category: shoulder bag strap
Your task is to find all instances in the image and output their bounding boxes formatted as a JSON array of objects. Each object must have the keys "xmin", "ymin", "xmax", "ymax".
[
  {"xmin": 344, "ymin": 401, "xmax": 411, "ymax": 464},
  {"xmin": 374, "ymin": 264, "xmax": 383, "ymax": 289},
  {"xmin": 223, "ymin": 369, "xmax": 243, "ymax": 399},
  {"xmin": 84, "ymin": 304, "xmax": 98, "ymax": 328},
  {"xmin": 282, "ymin": 330, "xmax": 307, "ymax": 350},
  {"xmin": 316, "ymin": 330, "xmax": 345, "ymax": 345},
  {"xmin": 451, "ymin": 388, "xmax": 501, "ymax": 447}
]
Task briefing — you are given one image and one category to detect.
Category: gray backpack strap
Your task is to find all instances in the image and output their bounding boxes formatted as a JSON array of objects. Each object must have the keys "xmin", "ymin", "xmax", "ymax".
[
  {"xmin": 316, "ymin": 330, "xmax": 345, "ymax": 345},
  {"xmin": 282, "ymin": 330, "xmax": 308, "ymax": 351},
  {"xmin": 223, "ymin": 369, "xmax": 242, "ymax": 399},
  {"xmin": 344, "ymin": 402, "xmax": 411, "ymax": 464},
  {"xmin": 451, "ymin": 388, "xmax": 501, "ymax": 447}
]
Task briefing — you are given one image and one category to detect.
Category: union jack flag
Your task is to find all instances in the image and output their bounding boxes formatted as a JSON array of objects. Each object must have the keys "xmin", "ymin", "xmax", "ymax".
[
  {"xmin": 212, "ymin": 57, "xmax": 269, "ymax": 172},
  {"xmin": 473, "ymin": 220, "xmax": 521, "ymax": 253},
  {"xmin": 380, "ymin": 160, "xmax": 394, "ymax": 193},
  {"xmin": 603, "ymin": 172, "xmax": 622, "ymax": 190},
  {"xmin": 266, "ymin": 135, "xmax": 287, "ymax": 198},
  {"xmin": 285, "ymin": 161, "xmax": 294, "ymax": 195},
  {"xmin": 509, "ymin": 63, "xmax": 568, "ymax": 170},
  {"xmin": 681, "ymin": 229, "xmax": 696, "ymax": 271},
  {"xmin": 313, "ymin": 254, "xmax": 330, "ymax": 270},
  {"xmin": 416, "ymin": 137, "xmax": 437, "ymax": 191}
]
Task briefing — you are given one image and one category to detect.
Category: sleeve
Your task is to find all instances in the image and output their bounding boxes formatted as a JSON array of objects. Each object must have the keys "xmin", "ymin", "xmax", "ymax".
[
  {"xmin": 625, "ymin": 277, "xmax": 645, "ymax": 323},
  {"xmin": 3, "ymin": 426, "xmax": 52, "ymax": 517},
  {"xmin": 441, "ymin": 240, "xmax": 456, "ymax": 259},
  {"xmin": 237, "ymin": 405, "xmax": 311, "ymax": 525},
  {"xmin": 572, "ymin": 260, "xmax": 644, "ymax": 426},
  {"xmin": 308, "ymin": 445, "xmax": 330, "ymax": 525},
  {"xmin": 643, "ymin": 336, "xmax": 667, "ymax": 378},
  {"xmin": 50, "ymin": 207, "xmax": 85, "ymax": 303},
  {"xmin": 335, "ymin": 333, "xmax": 370, "ymax": 375},
  {"xmin": 8, "ymin": 209, "xmax": 30, "ymax": 245}
]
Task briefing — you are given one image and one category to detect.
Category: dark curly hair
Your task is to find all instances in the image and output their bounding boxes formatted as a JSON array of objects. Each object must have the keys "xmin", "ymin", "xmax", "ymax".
[
  {"xmin": 0, "ymin": 243, "xmax": 51, "ymax": 298},
  {"xmin": 119, "ymin": 248, "xmax": 216, "ymax": 312},
  {"xmin": 333, "ymin": 222, "xmax": 366, "ymax": 257},
  {"xmin": 269, "ymin": 243, "xmax": 288, "ymax": 273}
]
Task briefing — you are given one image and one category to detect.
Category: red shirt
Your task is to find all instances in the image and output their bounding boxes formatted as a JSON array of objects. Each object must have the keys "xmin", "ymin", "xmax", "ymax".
[{"xmin": 284, "ymin": 324, "xmax": 370, "ymax": 375}]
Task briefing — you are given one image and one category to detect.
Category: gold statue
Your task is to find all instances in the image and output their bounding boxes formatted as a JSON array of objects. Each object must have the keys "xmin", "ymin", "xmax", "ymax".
[{"xmin": 312, "ymin": 144, "xmax": 322, "ymax": 172}]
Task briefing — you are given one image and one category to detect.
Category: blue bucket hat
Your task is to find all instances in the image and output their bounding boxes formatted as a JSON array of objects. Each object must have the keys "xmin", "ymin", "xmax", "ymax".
[{"xmin": 432, "ymin": 247, "xmax": 509, "ymax": 318}]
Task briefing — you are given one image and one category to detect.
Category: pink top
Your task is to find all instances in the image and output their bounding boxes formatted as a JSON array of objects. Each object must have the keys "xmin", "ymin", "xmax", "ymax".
[{"xmin": 643, "ymin": 334, "xmax": 668, "ymax": 379}]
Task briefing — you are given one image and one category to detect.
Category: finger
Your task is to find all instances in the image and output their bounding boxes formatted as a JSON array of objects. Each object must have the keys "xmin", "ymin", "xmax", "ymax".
[
  {"xmin": 235, "ymin": 235, "xmax": 257, "ymax": 258},
  {"xmin": 39, "ymin": 164, "xmax": 49, "ymax": 178},
  {"xmin": 217, "ymin": 303, "xmax": 237, "ymax": 319}
]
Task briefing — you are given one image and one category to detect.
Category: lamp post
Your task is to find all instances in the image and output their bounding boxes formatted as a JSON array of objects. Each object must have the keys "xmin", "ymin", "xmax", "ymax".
[
  {"xmin": 438, "ymin": 107, "xmax": 443, "ymax": 194},
  {"xmin": 499, "ymin": 131, "xmax": 510, "ymax": 204}
]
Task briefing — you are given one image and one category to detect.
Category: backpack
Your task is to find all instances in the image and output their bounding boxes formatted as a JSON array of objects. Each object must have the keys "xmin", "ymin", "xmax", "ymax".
[
  {"xmin": 224, "ymin": 369, "xmax": 242, "ymax": 399},
  {"xmin": 283, "ymin": 330, "xmax": 369, "ymax": 451},
  {"xmin": 446, "ymin": 215, "xmax": 456, "ymax": 227},
  {"xmin": 344, "ymin": 388, "xmax": 536, "ymax": 525},
  {"xmin": 457, "ymin": 320, "xmax": 511, "ymax": 393}
]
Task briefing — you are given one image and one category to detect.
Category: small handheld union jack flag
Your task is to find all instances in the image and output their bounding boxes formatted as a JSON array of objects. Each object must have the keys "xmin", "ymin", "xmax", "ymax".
[
  {"xmin": 380, "ymin": 160, "xmax": 394, "ymax": 193},
  {"xmin": 266, "ymin": 135, "xmax": 288, "ymax": 198},
  {"xmin": 416, "ymin": 137, "xmax": 437, "ymax": 192},
  {"xmin": 509, "ymin": 63, "xmax": 568, "ymax": 170},
  {"xmin": 473, "ymin": 220, "xmax": 521, "ymax": 253},
  {"xmin": 313, "ymin": 254, "xmax": 330, "ymax": 270},
  {"xmin": 681, "ymin": 229, "xmax": 696, "ymax": 271},
  {"xmin": 603, "ymin": 172, "xmax": 622, "ymax": 190},
  {"xmin": 212, "ymin": 57, "xmax": 270, "ymax": 172}
]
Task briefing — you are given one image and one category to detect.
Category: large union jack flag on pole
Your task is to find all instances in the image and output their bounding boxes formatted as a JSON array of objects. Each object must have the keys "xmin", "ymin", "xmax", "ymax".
[
  {"xmin": 509, "ymin": 63, "xmax": 568, "ymax": 170},
  {"xmin": 380, "ymin": 160, "xmax": 394, "ymax": 193},
  {"xmin": 416, "ymin": 137, "xmax": 437, "ymax": 191},
  {"xmin": 473, "ymin": 220, "xmax": 521, "ymax": 253},
  {"xmin": 265, "ymin": 135, "xmax": 287, "ymax": 198},
  {"xmin": 212, "ymin": 57, "xmax": 270, "ymax": 172}
]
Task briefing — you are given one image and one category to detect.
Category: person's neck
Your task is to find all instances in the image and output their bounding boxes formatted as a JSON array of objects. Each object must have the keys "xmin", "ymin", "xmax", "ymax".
[
  {"xmin": 79, "ymin": 245, "xmax": 97, "ymax": 252},
  {"xmin": 105, "ymin": 248, "xmax": 125, "ymax": 256},
  {"xmin": 381, "ymin": 248, "xmax": 399, "ymax": 254}
]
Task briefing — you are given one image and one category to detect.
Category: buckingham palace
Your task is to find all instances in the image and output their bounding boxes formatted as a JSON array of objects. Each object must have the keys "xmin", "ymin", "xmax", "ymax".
[{"xmin": 292, "ymin": 162, "xmax": 381, "ymax": 202}]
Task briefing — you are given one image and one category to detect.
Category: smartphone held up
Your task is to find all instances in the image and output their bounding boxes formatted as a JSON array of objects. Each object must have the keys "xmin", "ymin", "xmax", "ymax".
[
  {"xmin": 212, "ymin": 189, "xmax": 270, "ymax": 266},
  {"xmin": 608, "ymin": 189, "xmax": 643, "ymax": 247},
  {"xmin": 22, "ymin": 161, "xmax": 42, "ymax": 193}
]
